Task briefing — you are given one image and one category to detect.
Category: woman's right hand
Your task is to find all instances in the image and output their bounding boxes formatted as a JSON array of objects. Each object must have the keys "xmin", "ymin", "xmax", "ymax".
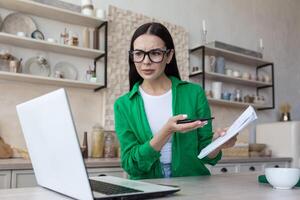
[{"xmin": 163, "ymin": 114, "xmax": 208, "ymax": 135}]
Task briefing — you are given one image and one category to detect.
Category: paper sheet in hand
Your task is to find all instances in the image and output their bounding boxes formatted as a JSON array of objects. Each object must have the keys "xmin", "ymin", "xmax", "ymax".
[{"xmin": 198, "ymin": 106, "xmax": 257, "ymax": 159}]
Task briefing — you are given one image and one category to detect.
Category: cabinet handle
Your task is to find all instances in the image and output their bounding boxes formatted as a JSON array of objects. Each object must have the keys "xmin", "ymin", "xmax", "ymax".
[
  {"xmin": 221, "ymin": 167, "xmax": 228, "ymax": 173},
  {"xmin": 249, "ymin": 166, "xmax": 256, "ymax": 171},
  {"xmin": 274, "ymin": 165, "xmax": 279, "ymax": 168}
]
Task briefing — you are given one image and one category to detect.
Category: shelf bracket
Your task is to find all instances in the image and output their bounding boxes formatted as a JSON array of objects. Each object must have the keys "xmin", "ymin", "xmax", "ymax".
[{"xmin": 94, "ymin": 21, "xmax": 108, "ymax": 92}]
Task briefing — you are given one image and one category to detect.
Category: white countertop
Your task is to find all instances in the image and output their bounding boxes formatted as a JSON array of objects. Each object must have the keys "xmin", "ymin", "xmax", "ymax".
[{"xmin": 0, "ymin": 173, "xmax": 299, "ymax": 200}]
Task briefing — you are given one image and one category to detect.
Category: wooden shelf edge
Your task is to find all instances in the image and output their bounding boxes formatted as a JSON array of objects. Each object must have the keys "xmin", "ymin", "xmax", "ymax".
[
  {"xmin": 0, "ymin": 71, "xmax": 103, "ymax": 89},
  {"xmin": 0, "ymin": 32, "xmax": 104, "ymax": 58},
  {"xmin": 207, "ymin": 98, "xmax": 267, "ymax": 109},
  {"xmin": 0, "ymin": 0, "xmax": 106, "ymax": 27},
  {"xmin": 190, "ymin": 45, "xmax": 272, "ymax": 66}
]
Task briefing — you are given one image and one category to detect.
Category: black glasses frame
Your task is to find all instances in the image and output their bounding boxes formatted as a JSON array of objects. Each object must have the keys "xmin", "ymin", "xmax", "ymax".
[{"xmin": 129, "ymin": 48, "xmax": 170, "ymax": 63}]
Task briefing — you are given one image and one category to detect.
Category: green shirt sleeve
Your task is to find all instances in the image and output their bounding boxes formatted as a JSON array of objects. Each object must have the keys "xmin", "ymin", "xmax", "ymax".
[
  {"xmin": 196, "ymin": 86, "xmax": 222, "ymax": 166},
  {"xmin": 114, "ymin": 99, "xmax": 161, "ymax": 177}
]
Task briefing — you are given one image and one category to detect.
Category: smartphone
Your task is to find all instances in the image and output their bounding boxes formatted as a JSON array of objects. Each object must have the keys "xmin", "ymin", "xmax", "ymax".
[{"xmin": 176, "ymin": 117, "xmax": 215, "ymax": 124}]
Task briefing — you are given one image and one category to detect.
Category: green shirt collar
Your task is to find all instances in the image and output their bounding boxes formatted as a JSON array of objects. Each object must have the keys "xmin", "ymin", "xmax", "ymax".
[{"xmin": 128, "ymin": 76, "xmax": 187, "ymax": 99}]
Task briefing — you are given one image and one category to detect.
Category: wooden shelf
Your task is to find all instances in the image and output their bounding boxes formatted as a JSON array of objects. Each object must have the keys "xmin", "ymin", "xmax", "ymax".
[
  {"xmin": 190, "ymin": 45, "xmax": 272, "ymax": 66},
  {"xmin": 0, "ymin": 32, "xmax": 104, "ymax": 58},
  {"xmin": 205, "ymin": 72, "xmax": 272, "ymax": 87},
  {"xmin": 0, "ymin": 0, "xmax": 105, "ymax": 27},
  {"xmin": 207, "ymin": 98, "xmax": 266, "ymax": 109},
  {"xmin": 189, "ymin": 71, "xmax": 272, "ymax": 87},
  {"xmin": 0, "ymin": 71, "xmax": 103, "ymax": 89}
]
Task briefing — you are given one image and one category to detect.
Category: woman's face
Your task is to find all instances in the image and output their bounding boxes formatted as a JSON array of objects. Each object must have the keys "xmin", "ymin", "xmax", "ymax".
[{"xmin": 132, "ymin": 34, "xmax": 173, "ymax": 81}]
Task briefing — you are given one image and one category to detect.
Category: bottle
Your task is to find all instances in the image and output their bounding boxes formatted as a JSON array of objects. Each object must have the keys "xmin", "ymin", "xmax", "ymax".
[
  {"xmin": 82, "ymin": 27, "xmax": 90, "ymax": 48},
  {"xmin": 104, "ymin": 133, "xmax": 115, "ymax": 158},
  {"xmin": 82, "ymin": 131, "xmax": 88, "ymax": 158},
  {"xmin": 91, "ymin": 124, "xmax": 104, "ymax": 158}
]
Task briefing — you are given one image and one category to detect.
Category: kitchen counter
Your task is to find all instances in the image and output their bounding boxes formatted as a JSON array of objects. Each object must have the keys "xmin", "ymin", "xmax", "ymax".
[
  {"xmin": 0, "ymin": 173, "xmax": 299, "ymax": 200},
  {"xmin": 0, "ymin": 157, "xmax": 292, "ymax": 170},
  {"xmin": 0, "ymin": 158, "xmax": 121, "ymax": 170}
]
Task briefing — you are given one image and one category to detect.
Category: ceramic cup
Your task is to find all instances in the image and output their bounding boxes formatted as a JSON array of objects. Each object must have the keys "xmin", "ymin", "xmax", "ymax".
[
  {"xmin": 232, "ymin": 70, "xmax": 241, "ymax": 78},
  {"xmin": 221, "ymin": 92, "xmax": 231, "ymax": 101},
  {"xmin": 242, "ymin": 72, "xmax": 251, "ymax": 80},
  {"xmin": 211, "ymin": 82, "xmax": 222, "ymax": 99},
  {"xmin": 215, "ymin": 56, "xmax": 225, "ymax": 74},
  {"xmin": 16, "ymin": 32, "xmax": 26, "ymax": 37},
  {"xmin": 225, "ymin": 68, "xmax": 233, "ymax": 76},
  {"xmin": 47, "ymin": 38, "xmax": 57, "ymax": 43}
]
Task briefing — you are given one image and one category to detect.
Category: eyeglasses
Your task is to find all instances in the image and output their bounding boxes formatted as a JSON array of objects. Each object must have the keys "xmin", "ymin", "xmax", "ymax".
[{"xmin": 129, "ymin": 48, "xmax": 170, "ymax": 63}]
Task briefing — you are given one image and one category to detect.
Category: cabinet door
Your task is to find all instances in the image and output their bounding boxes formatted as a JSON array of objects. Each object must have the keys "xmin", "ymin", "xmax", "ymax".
[
  {"xmin": 0, "ymin": 170, "xmax": 11, "ymax": 189},
  {"xmin": 87, "ymin": 167, "xmax": 126, "ymax": 178},
  {"xmin": 210, "ymin": 164, "xmax": 238, "ymax": 174},
  {"xmin": 11, "ymin": 170, "xmax": 37, "ymax": 188},
  {"xmin": 239, "ymin": 163, "xmax": 264, "ymax": 173},
  {"xmin": 264, "ymin": 162, "xmax": 290, "ymax": 169}
]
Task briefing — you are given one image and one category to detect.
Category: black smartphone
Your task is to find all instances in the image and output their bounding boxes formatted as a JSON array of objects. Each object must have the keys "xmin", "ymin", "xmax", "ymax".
[{"xmin": 176, "ymin": 117, "xmax": 215, "ymax": 124}]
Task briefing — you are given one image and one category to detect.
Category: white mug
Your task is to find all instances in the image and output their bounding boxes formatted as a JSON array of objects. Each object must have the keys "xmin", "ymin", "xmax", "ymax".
[{"xmin": 211, "ymin": 82, "xmax": 222, "ymax": 99}]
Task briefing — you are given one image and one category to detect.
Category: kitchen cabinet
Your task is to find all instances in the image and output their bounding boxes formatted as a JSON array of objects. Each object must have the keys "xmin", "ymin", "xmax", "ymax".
[
  {"xmin": 0, "ymin": 171, "xmax": 11, "ymax": 189},
  {"xmin": 0, "ymin": 167, "xmax": 125, "ymax": 189},
  {"xmin": 87, "ymin": 167, "xmax": 127, "ymax": 178},
  {"xmin": 0, "ymin": 0, "xmax": 108, "ymax": 92},
  {"xmin": 208, "ymin": 159, "xmax": 291, "ymax": 175},
  {"xmin": 189, "ymin": 45, "xmax": 274, "ymax": 110},
  {"xmin": 11, "ymin": 170, "xmax": 37, "ymax": 188}
]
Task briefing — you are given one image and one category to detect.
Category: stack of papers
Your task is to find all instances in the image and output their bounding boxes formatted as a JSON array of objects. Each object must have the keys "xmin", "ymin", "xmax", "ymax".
[{"xmin": 198, "ymin": 106, "xmax": 257, "ymax": 159}]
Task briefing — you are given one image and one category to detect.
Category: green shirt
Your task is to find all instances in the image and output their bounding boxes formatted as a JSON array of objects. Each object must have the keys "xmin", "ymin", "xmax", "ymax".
[{"xmin": 114, "ymin": 76, "xmax": 222, "ymax": 180}]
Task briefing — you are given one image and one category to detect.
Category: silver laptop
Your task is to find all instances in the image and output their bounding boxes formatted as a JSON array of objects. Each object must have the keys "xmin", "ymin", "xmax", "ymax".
[{"xmin": 16, "ymin": 88, "xmax": 179, "ymax": 200}]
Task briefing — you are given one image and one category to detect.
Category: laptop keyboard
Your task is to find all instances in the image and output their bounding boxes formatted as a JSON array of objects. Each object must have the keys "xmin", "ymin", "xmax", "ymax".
[{"xmin": 89, "ymin": 179, "xmax": 143, "ymax": 195}]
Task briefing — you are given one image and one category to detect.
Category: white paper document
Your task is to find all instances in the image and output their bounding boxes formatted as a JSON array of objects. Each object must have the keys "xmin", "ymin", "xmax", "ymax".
[{"xmin": 198, "ymin": 106, "xmax": 257, "ymax": 159}]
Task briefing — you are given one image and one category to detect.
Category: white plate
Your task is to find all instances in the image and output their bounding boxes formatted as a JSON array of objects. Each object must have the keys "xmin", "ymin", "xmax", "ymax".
[
  {"xmin": 23, "ymin": 57, "xmax": 51, "ymax": 77},
  {"xmin": 1, "ymin": 12, "xmax": 37, "ymax": 36},
  {"xmin": 53, "ymin": 62, "xmax": 78, "ymax": 80}
]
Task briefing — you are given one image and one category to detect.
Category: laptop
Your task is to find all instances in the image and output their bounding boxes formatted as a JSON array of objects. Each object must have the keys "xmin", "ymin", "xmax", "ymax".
[{"xmin": 16, "ymin": 88, "xmax": 179, "ymax": 200}]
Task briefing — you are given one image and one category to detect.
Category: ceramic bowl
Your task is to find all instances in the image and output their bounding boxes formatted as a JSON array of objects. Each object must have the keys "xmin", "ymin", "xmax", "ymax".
[{"xmin": 265, "ymin": 168, "xmax": 300, "ymax": 189}]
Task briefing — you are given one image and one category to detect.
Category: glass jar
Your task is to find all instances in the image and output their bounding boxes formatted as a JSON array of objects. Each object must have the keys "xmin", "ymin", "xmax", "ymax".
[
  {"xmin": 91, "ymin": 123, "xmax": 104, "ymax": 158},
  {"xmin": 104, "ymin": 133, "xmax": 115, "ymax": 158}
]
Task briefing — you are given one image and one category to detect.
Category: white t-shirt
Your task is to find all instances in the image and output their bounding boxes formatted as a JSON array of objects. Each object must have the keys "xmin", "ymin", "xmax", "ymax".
[{"xmin": 139, "ymin": 86, "xmax": 172, "ymax": 164}]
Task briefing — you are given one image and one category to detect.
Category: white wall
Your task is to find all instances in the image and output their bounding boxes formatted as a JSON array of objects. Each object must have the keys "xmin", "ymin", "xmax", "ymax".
[
  {"xmin": 1, "ymin": 0, "xmax": 299, "ymax": 149},
  {"xmin": 65, "ymin": 0, "xmax": 300, "ymax": 123}
]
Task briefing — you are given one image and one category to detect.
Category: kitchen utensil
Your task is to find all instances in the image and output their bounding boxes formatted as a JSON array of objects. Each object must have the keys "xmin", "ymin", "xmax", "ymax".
[
  {"xmin": 24, "ymin": 56, "xmax": 51, "ymax": 77},
  {"xmin": 53, "ymin": 61, "xmax": 78, "ymax": 80},
  {"xmin": 1, "ymin": 12, "xmax": 37, "ymax": 36},
  {"xmin": 265, "ymin": 168, "xmax": 300, "ymax": 189}
]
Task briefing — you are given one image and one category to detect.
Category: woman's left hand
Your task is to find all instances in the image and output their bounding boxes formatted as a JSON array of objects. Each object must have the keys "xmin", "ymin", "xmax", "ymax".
[{"xmin": 213, "ymin": 128, "xmax": 237, "ymax": 149}]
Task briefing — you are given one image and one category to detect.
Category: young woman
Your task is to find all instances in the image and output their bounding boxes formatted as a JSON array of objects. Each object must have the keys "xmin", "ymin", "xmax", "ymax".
[{"xmin": 114, "ymin": 22, "xmax": 237, "ymax": 180}]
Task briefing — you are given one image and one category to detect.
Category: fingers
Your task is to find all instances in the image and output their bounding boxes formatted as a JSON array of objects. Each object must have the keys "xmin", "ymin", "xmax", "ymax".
[
  {"xmin": 178, "ymin": 121, "xmax": 207, "ymax": 133},
  {"xmin": 213, "ymin": 128, "xmax": 226, "ymax": 140}
]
